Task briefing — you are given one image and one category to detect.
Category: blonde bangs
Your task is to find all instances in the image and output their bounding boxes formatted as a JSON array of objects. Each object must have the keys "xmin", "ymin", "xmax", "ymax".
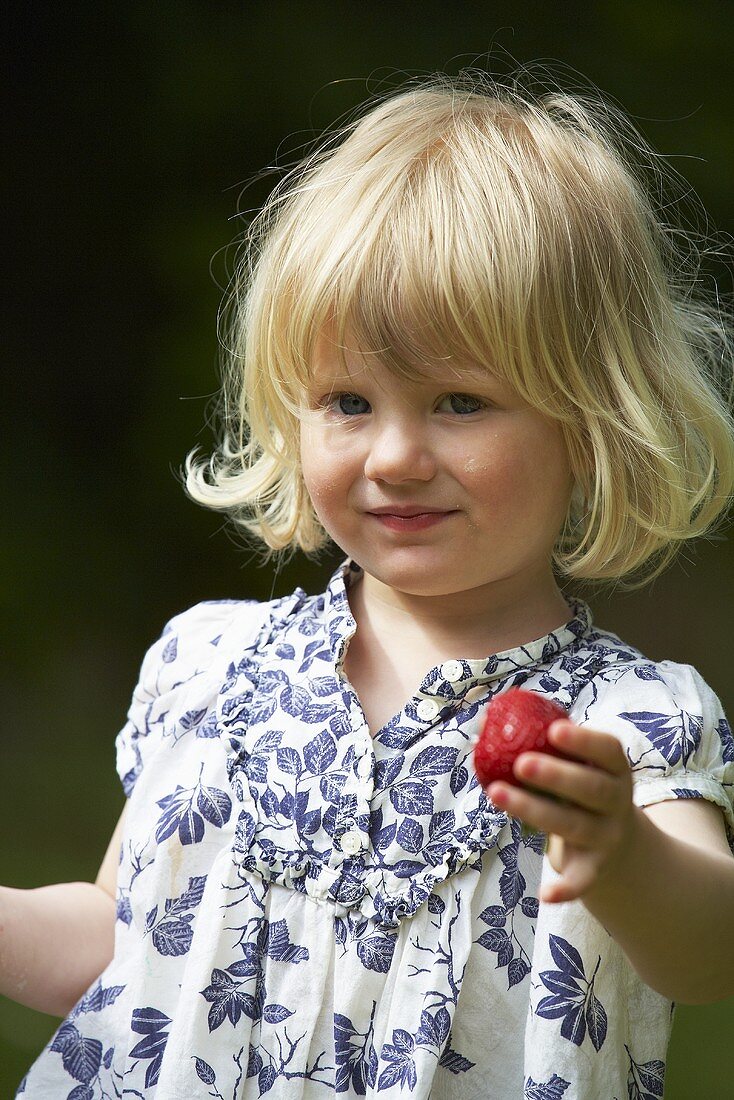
[{"xmin": 183, "ymin": 69, "xmax": 734, "ymax": 583}]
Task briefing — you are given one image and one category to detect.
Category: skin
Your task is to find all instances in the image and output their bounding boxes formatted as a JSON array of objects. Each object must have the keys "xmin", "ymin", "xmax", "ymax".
[
  {"xmin": 7, "ymin": 337, "xmax": 731, "ymax": 1017},
  {"xmin": 300, "ymin": 333, "xmax": 734, "ymax": 1003},
  {"xmin": 300, "ymin": 334, "xmax": 575, "ymax": 653}
]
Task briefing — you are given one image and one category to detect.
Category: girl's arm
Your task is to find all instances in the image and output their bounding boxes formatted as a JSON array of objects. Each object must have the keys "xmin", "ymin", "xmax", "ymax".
[
  {"xmin": 487, "ymin": 721, "xmax": 734, "ymax": 1005},
  {"xmin": 0, "ymin": 802, "xmax": 126, "ymax": 1017}
]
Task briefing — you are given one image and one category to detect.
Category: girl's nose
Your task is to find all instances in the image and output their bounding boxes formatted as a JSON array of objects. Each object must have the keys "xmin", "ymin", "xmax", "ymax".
[{"xmin": 363, "ymin": 418, "xmax": 437, "ymax": 483}]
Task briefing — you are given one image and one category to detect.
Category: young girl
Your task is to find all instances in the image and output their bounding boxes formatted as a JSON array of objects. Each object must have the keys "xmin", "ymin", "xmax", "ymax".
[{"xmin": 6, "ymin": 68, "xmax": 734, "ymax": 1099}]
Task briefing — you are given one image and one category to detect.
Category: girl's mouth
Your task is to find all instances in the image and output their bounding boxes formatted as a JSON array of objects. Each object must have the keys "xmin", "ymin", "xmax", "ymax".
[{"xmin": 367, "ymin": 511, "xmax": 455, "ymax": 532}]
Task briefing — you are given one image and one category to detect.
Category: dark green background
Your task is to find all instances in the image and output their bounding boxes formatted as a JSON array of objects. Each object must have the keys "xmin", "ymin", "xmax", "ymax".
[{"xmin": 4, "ymin": 2, "xmax": 734, "ymax": 1094}]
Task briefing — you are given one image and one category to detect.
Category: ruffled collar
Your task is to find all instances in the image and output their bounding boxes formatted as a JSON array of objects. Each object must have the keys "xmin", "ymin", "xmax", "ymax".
[{"xmin": 323, "ymin": 558, "xmax": 593, "ymax": 703}]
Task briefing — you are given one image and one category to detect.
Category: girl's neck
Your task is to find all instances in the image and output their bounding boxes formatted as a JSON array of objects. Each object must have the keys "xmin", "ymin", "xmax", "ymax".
[{"xmin": 347, "ymin": 567, "xmax": 572, "ymax": 663}]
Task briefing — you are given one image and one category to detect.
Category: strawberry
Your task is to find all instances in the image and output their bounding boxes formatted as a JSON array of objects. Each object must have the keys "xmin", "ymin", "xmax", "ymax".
[{"xmin": 473, "ymin": 687, "xmax": 569, "ymax": 791}]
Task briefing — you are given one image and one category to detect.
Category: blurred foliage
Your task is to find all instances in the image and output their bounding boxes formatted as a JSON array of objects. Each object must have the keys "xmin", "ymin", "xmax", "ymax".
[{"xmin": 4, "ymin": 1, "xmax": 734, "ymax": 1094}]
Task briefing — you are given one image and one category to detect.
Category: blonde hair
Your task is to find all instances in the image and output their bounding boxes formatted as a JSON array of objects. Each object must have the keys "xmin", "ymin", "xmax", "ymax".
[{"xmin": 182, "ymin": 67, "xmax": 734, "ymax": 590}]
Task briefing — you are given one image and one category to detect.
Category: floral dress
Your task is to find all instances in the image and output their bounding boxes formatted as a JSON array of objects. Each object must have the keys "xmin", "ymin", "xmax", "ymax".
[{"xmin": 17, "ymin": 559, "xmax": 734, "ymax": 1099}]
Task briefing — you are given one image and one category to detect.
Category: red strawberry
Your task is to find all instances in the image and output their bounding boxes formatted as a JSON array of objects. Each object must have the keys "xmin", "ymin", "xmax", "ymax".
[{"xmin": 474, "ymin": 687, "xmax": 569, "ymax": 790}]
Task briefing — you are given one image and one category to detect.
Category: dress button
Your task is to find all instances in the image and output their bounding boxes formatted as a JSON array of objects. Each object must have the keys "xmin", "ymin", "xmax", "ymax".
[
  {"xmin": 440, "ymin": 660, "xmax": 464, "ymax": 683},
  {"xmin": 416, "ymin": 698, "xmax": 440, "ymax": 722},
  {"xmin": 341, "ymin": 828, "xmax": 366, "ymax": 855}
]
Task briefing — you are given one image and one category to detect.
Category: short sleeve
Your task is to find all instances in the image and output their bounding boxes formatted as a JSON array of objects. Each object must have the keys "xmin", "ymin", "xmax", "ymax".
[
  {"xmin": 574, "ymin": 659, "xmax": 734, "ymax": 840},
  {"xmin": 114, "ymin": 599, "xmax": 264, "ymax": 797}
]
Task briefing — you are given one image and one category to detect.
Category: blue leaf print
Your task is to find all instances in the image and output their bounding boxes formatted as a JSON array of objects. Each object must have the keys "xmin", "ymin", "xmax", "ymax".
[
  {"xmin": 621, "ymin": 709, "xmax": 701, "ymax": 766},
  {"xmin": 479, "ymin": 904, "xmax": 507, "ymax": 928},
  {"xmin": 719, "ymin": 717, "xmax": 734, "ymax": 764},
  {"xmin": 548, "ymin": 934, "xmax": 586, "ymax": 981},
  {"xmin": 49, "ymin": 1023, "xmax": 102, "ymax": 1084},
  {"xmin": 410, "ymin": 745, "xmax": 459, "ymax": 776},
  {"xmin": 247, "ymin": 1045, "xmax": 264, "ymax": 1079},
  {"xmin": 334, "ymin": 1010, "xmax": 378, "ymax": 1095},
  {"xmin": 356, "ymin": 933, "xmax": 396, "ymax": 973},
  {"xmin": 321, "ymin": 771, "xmax": 347, "ymax": 804},
  {"xmin": 634, "ymin": 664, "xmax": 665, "ymax": 683},
  {"xmin": 260, "ymin": 786, "xmax": 280, "ymax": 818},
  {"xmin": 249, "ymin": 694, "xmax": 279, "ymax": 725},
  {"xmin": 540, "ymin": 970, "xmax": 583, "ymax": 999},
  {"xmin": 263, "ymin": 1003, "xmax": 294, "ymax": 1023},
  {"xmin": 390, "ymin": 781, "xmax": 434, "ymax": 816},
  {"xmin": 279, "ymin": 791, "xmax": 295, "ymax": 818},
  {"xmin": 201, "ymin": 969, "xmax": 257, "ymax": 1031},
  {"xmin": 194, "ymin": 1056, "xmax": 217, "ymax": 1084},
  {"xmin": 197, "ymin": 784, "xmax": 232, "ymax": 828},
  {"xmin": 266, "ymin": 918, "xmax": 310, "ymax": 963},
  {"xmin": 498, "ymin": 840, "xmax": 526, "ymax": 909},
  {"xmin": 276, "ymin": 746, "xmax": 302, "ymax": 775},
  {"xmin": 229, "ymin": 948, "xmax": 259, "ymax": 979},
  {"xmin": 374, "ymin": 821, "xmax": 397, "ymax": 851},
  {"xmin": 391, "ymin": 858, "xmax": 426, "ymax": 879},
  {"xmin": 279, "ymin": 683, "xmax": 315, "ymax": 717},
  {"xmin": 423, "ymin": 810, "xmax": 457, "ymax": 865},
  {"xmin": 586, "ymin": 993, "xmax": 608, "ymax": 1053},
  {"xmin": 197, "ymin": 711, "xmax": 219, "ymax": 738},
  {"xmin": 252, "ymin": 731, "xmax": 283, "ymax": 753},
  {"xmin": 310, "ymin": 674, "xmax": 339, "ymax": 698},
  {"xmin": 397, "ymin": 817, "xmax": 424, "ymax": 854},
  {"xmin": 524, "ymin": 1073, "xmax": 570, "ymax": 1099},
  {"xmin": 304, "ymin": 730, "xmax": 338, "ymax": 774},
  {"xmin": 438, "ymin": 1047, "xmax": 476, "ymax": 1074},
  {"xmin": 179, "ymin": 806, "xmax": 205, "ymax": 845},
  {"xmin": 430, "ymin": 809, "xmax": 455, "ymax": 834},
  {"xmin": 67, "ymin": 1087, "xmax": 94, "ymax": 1100},
  {"xmin": 449, "ymin": 763, "xmax": 469, "ymax": 795},
  {"xmin": 173, "ymin": 874, "xmax": 207, "ymax": 911},
  {"xmin": 180, "ymin": 706, "xmax": 208, "ymax": 732},
  {"xmin": 416, "ymin": 1006, "xmax": 451, "ymax": 1048},
  {"xmin": 521, "ymin": 896, "xmax": 539, "ymax": 918},
  {"xmin": 625, "ymin": 1045, "xmax": 666, "ymax": 1099},
  {"xmin": 477, "ymin": 927, "xmax": 512, "ymax": 966},
  {"xmin": 161, "ymin": 635, "xmax": 177, "ymax": 663},
  {"xmin": 508, "ymin": 958, "xmax": 531, "ymax": 987},
  {"xmin": 298, "ymin": 637, "xmax": 324, "ymax": 672},
  {"xmin": 301, "ymin": 808, "xmax": 322, "ymax": 835},
  {"xmin": 72, "ymin": 979, "xmax": 125, "ymax": 1018},
  {"xmin": 378, "ymin": 1029, "xmax": 417, "ymax": 1091},
  {"xmin": 559, "ymin": 1002, "xmax": 587, "ymax": 1045},
  {"xmin": 537, "ymin": 937, "xmax": 606, "ymax": 1051},
  {"xmin": 375, "ymin": 755, "xmax": 404, "ymax": 791},
  {"xmin": 129, "ymin": 1008, "xmax": 171, "ymax": 1088},
  {"xmin": 152, "ymin": 914, "xmax": 194, "ymax": 956},
  {"xmin": 155, "ymin": 786, "xmax": 209, "ymax": 846},
  {"xmin": 258, "ymin": 1064, "xmax": 278, "ymax": 1094}
]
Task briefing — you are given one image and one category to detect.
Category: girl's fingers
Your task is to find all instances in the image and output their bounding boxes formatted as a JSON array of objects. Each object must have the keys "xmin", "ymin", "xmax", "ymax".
[
  {"xmin": 540, "ymin": 862, "xmax": 596, "ymax": 904},
  {"xmin": 511, "ymin": 752, "xmax": 624, "ymax": 814},
  {"xmin": 547, "ymin": 721, "xmax": 630, "ymax": 776},
  {"xmin": 488, "ymin": 781, "xmax": 605, "ymax": 848}
]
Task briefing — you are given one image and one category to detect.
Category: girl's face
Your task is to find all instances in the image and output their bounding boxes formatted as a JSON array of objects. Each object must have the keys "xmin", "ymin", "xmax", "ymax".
[{"xmin": 300, "ymin": 337, "xmax": 575, "ymax": 608}]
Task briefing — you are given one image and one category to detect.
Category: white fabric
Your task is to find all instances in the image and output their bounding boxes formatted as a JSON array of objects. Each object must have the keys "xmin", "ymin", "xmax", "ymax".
[{"xmin": 17, "ymin": 560, "xmax": 734, "ymax": 1099}]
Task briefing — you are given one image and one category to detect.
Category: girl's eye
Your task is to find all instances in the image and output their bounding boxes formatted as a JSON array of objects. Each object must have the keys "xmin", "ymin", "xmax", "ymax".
[
  {"xmin": 332, "ymin": 392, "xmax": 371, "ymax": 415},
  {"xmin": 437, "ymin": 393, "xmax": 487, "ymax": 415}
]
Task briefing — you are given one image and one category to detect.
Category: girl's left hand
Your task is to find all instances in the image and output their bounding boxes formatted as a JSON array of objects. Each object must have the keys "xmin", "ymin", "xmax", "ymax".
[{"xmin": 486, "ymin": 720, "xmax": 640, "ymax": 904}]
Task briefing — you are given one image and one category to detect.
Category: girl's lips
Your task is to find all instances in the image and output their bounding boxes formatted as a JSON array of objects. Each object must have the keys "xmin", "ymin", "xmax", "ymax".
[{"xmin": 367, "ymin": 511, "xmax": 454, "ymax": 531}]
